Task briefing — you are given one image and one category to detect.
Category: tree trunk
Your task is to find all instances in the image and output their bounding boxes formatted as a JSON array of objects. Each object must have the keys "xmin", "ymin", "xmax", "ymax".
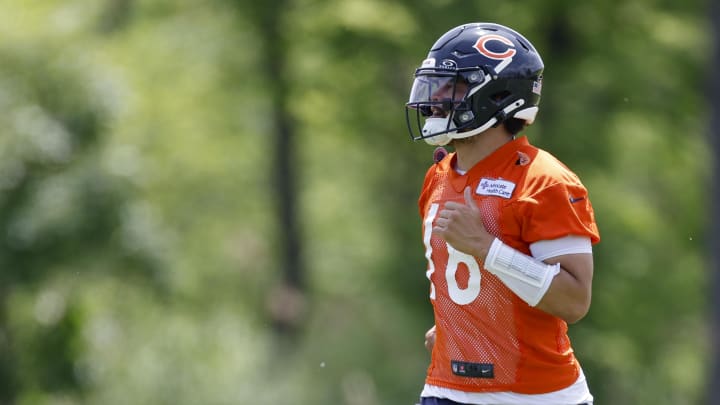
[{"xmin": 247, "ymin": 2, "xmax": 307, "ymax": 339}]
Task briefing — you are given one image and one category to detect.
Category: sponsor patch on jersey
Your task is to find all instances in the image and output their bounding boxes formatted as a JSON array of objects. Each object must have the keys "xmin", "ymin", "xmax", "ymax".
[{"xmin": 476, "ymin": 178, "xmax": 515, "ymax": 199}]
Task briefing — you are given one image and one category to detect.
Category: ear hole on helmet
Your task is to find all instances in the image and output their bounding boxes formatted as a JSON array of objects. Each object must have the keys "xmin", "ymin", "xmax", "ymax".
[{"xmin": 490, "ymin": 91, "xmax": 513, "ymax": 105}]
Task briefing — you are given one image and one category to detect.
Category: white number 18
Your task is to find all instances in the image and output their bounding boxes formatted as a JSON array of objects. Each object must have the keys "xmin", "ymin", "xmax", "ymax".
[{"xmin": 423, "ymin": 203, "xmax": 482, "ymax": 305}]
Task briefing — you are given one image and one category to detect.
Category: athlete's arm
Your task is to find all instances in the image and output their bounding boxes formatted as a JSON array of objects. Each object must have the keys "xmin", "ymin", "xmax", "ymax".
[
  {"xmin": 534, "ymin": 253, "xmax": 593, "ymax": 323},
  {"xmin": 434, "ymin": 187, "xmax": 593, "ymax": 323},
  {"xmin": 424, "ymin": 324, "xmax": 436, "ymax": 352}
]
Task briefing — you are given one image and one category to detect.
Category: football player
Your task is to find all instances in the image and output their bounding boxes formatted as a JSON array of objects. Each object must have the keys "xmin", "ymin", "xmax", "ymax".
[{"xmin": 406, "ymin": 22, "xmax": 600, "ymax": 405}]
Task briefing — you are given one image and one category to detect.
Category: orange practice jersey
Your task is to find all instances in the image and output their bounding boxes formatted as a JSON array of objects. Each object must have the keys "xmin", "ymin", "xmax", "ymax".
[{"xmin": 418, "ymin": 136, "xmax": 600, "ymax": 394}]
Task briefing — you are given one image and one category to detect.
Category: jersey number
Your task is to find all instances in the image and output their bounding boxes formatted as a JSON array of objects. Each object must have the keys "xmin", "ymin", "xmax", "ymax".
[{"xmin": 423, "ymin": 203, "xmax": 482, "ymax": 305}]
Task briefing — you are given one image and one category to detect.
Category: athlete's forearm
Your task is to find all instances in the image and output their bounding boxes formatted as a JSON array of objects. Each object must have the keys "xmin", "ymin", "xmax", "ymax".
[
  {"xmin": 483, "ymin": 238, "xmax": 593, "ymax": 322},
  {"xmin": 535, "ymin": 254, "xmax": 593, "ymax": 323}
]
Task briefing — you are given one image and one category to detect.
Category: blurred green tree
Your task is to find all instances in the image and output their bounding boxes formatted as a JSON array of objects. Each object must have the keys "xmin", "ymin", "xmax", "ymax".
[{"xmin": 0, "ymin": 43, "xmax": 163, "ymax": 402}]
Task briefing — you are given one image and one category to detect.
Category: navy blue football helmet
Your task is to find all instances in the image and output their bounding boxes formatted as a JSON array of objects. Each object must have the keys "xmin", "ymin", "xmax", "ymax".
[{"xmin": 406, "ymin": 23, "xmax": 544, "ymax": 145}]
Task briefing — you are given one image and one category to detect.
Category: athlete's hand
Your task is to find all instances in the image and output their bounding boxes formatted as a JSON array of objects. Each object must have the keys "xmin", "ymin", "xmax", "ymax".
[
  {"xmin": 424, "ymin": 325, "xmax": 436, "ymax": 352},
  {"xmin": 433, "ymin": 186, "xmax": 495, "ymax": 260}
]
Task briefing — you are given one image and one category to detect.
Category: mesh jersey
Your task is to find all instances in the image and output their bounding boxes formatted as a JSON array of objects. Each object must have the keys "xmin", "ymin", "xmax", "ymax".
[{"xmin": 418, "ymin": 136, "xmax": 600, "ymax": 394}]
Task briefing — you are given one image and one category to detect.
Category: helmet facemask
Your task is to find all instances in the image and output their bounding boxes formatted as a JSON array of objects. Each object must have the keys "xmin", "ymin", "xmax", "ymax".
[{"xmin": 405, "ymin": 67, "xmax": 490, "ymax": 146}]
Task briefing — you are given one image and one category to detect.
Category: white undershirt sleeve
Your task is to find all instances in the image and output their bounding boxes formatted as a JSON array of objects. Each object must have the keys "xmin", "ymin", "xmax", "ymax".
[{"xmin": 530, "ymin": 235, "xmax": 593, "ymax": 261}]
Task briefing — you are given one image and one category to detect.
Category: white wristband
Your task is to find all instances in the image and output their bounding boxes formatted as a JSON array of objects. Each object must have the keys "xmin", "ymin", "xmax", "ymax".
[{"xmin": 484, "ymin": 238, "xmax": 560, "ymax": 306}]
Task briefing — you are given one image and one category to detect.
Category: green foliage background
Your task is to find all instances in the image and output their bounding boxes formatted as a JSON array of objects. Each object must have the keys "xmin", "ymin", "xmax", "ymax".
[{"xmin": 0, "ymin": 0, "xmax": 711, "ymax": 404}]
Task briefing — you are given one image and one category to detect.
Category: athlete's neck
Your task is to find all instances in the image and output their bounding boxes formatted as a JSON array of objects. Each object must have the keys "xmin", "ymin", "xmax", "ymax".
[{"xmin": 452, "ymin": 127, "xmax": 514, "ymax": 172}]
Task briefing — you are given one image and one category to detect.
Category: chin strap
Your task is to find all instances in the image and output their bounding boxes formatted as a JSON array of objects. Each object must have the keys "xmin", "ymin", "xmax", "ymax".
[
  {"xmin": 421, "ymin": 98, "xmax": 528, "ymax": 145},
  {"xmin": 491, "ymin": 110, "xmax": 507, "ymax": 128}
]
